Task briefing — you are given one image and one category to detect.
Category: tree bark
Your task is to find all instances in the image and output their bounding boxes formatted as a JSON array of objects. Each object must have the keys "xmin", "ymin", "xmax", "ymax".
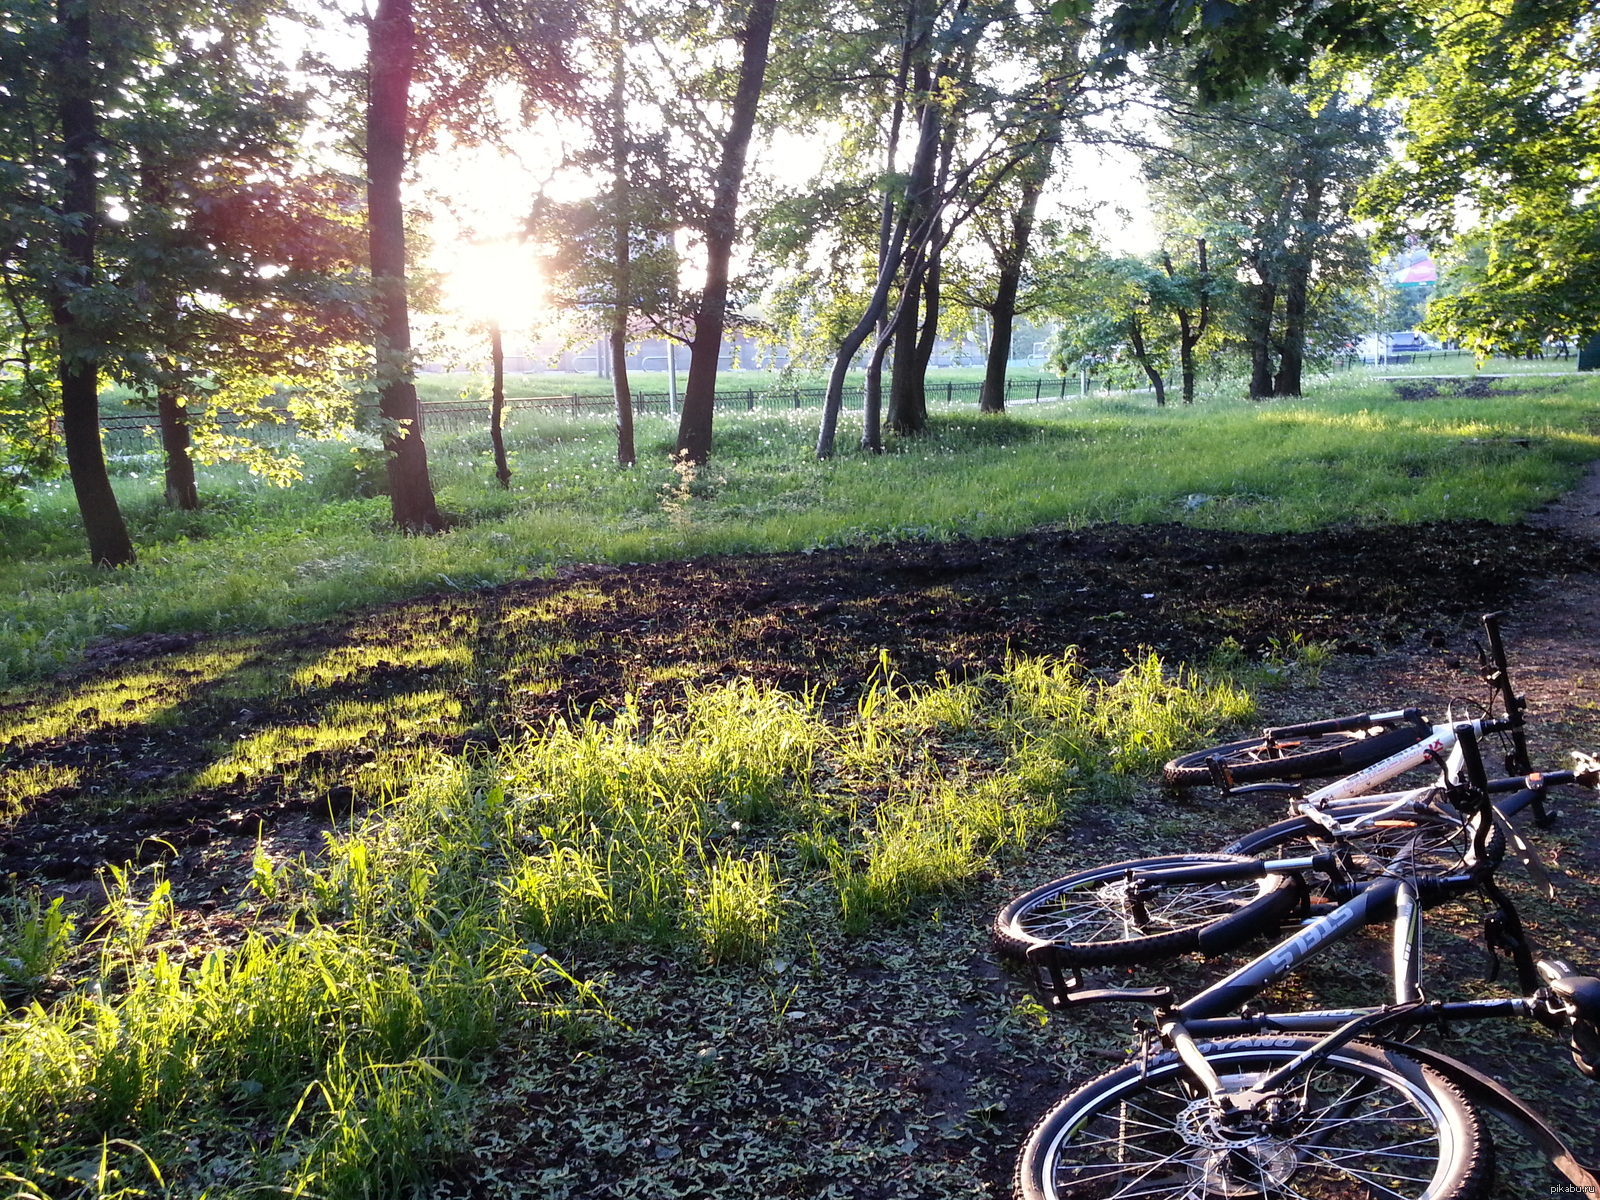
[
  {"xmin": 979, "ymin": 157, "xmax": 1049, "ymax": 414},
  {"xmin": 1164, "ymin": 237, "xmax": 1210, "ymax": 405},
  {"xmin": 1247, "ymin": 278, "xmax": 1277, "ymax": 399},
  {"xmin": 674, "ymin": 0, "xmax": 778, "ymax": 464},
  {"xmin": 885, "ymin": 252, "xmax": 926, "ymax": 434},
  {"xmin": 489, "ymin": 321, "xmax": 510, "ymax": 487},
  {"xmin": 864, "ymin": 1, "xmax": 918, "ymax": 440},
  {"xmin": 884, "ymin": 58, "xmax": 940, "ymax": 437},
  {"xmin": 157, "ymin": 385, "xmax": 199, "ymax": 509},
  {"xmin": 609, "ymin": 12, "xmax": 635, "ymax": 468},
  {"xmin": 910, "ymin": 223, "xmax": 942, "ymax": 402},
  {"xmin": 53, "ymin": 0, "xmax": 135, "ymax": 567},
  {"xmin": 1127, "ymin": 314, "xmax": 1166, "ymax": 406},
  {"xmin": 814, "ymin": 207, "xmax": 911, "ymax": 458},
  {"xmin": 367, "ymin": 0, "xmax": 444, "ymax": 531},
  {"xmin": 1273, "ymin": 179, "xmax": 1322, "ymax": 398}
]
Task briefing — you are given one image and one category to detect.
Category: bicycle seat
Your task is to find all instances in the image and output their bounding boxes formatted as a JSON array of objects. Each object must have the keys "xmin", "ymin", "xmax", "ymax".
[{"xmin": 1549, "ymin": 974, "xmax": 1600, "ymax": 1020}]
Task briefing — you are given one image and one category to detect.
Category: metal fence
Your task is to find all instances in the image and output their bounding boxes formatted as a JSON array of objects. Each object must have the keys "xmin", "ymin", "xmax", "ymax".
[
  {"xmin": 99, "ymin": 375, "xmax": 1085, "ymax": 443},
  {"xmin": 422, "ymin": 374, "xmax": 1080, "ymax": 429}
]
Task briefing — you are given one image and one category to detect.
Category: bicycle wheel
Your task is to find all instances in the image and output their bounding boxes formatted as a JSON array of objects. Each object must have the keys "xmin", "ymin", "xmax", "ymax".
[
  {"xmin": 993, "ymin": 855, "xmax": 1297, "ymax": 965},
  {"xmin": 1227, "ymin": 802, "xmax": 1504, "ymax": 881},
  {"xmin": 1014, "ymin": 1037, "xmax": 1492, "ymax": 1200},
  {"xmin": 1163, "ymin": 724, "xmax": 1429, "ymax": 788}
]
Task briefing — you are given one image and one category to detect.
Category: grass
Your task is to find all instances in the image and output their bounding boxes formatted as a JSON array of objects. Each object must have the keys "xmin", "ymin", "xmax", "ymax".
[
  {"xmin": 0, "ymin": 651, "xmax": 1254, "ymax": 1196},
  {"xmin": 2, "ymin": 369, "xmax": 1597, "ymax": 689}
]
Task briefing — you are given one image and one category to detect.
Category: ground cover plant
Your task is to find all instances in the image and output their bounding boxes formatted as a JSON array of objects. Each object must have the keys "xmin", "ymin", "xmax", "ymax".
[
  {"xmin": 3, "ymin": 370, "xmax": 1598, "ymax": 688},
  {"xmin": 3, "ymin": 510, "xmax": 1600, "ymax": 1195}
]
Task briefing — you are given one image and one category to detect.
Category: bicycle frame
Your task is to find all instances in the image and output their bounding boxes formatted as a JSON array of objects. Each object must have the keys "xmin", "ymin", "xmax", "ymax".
[{"xmin": 1297, "ymin": 716, "xmax": 1502, "ymax": 806}]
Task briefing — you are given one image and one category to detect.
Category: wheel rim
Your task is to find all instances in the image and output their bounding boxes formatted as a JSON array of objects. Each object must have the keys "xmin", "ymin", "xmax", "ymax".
[
  {"xmin": 1015, "ymin": 864, "xmax": 1269, "ymax": 948},
  {"xmin": 1040, "ymin": 1048, "xmax": 1459, "ymax": 1200}
]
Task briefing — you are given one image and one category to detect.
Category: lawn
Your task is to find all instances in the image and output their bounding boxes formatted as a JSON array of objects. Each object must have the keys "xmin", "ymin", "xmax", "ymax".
[{"xmin": 3, "ymin": 370, "xmax": 1598, "ymax": 689}]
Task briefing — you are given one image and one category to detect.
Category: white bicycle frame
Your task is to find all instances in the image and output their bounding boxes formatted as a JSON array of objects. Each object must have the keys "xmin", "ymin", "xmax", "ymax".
[
  {"xmin": 1289, "ymin": 719, "xmax": 1502, "ymax": 838},
  {"xmin": 1302, "ymin": 717, "xmax": 1493, "ymax": 805}
]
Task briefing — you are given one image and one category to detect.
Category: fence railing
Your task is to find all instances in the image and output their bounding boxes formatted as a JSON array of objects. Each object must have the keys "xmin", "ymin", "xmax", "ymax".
[
  {"xmin": 98, "ymin": 353, "xmax": 1529, "ymax": 448},
  {"xmin": 98, "ymin": 376, "xmax": 1084, "ymax": 444}
]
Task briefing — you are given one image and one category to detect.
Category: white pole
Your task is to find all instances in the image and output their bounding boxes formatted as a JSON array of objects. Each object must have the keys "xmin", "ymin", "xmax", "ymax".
[{"xmin": 667, "ymin": 341, "xmax": 679, "ymax": 416}]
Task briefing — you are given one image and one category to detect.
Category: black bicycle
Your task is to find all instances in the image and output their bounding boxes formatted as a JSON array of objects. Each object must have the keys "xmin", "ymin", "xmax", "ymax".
[{"xmin": 1006, "ymin": 729, "xmax": 1600, "ymax": 1199}]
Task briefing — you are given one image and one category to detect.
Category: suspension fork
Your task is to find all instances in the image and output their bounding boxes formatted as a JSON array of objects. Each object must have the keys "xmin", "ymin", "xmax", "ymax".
[{"xmin": 1480, "ymin": 611, "xmax": 1531, "ymax": 775}]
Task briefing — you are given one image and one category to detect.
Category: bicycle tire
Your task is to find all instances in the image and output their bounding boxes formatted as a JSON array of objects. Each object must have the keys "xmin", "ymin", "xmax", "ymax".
[
  {"xmin": 993, "ymin": 854, "xmax": 1297, "ymax": 965},
  {"xmin": 1163, "ymin": 723, "xmax": 1431, "ymax": 788},
  {"xmin": 1227, "ymin": 802, "xmax": 1505, "ymax": 883},
  {"xmin": 1013, "ymin": 1037, "xmax": 1493, "ymax": 1200}
]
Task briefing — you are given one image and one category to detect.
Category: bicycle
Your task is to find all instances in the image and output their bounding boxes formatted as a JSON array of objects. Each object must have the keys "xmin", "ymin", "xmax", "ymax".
[
  {"xmin": 991, "ymin": 737, "xmax": 1591, "ymax": 962},
  {"xmin": 1007, "ymin": 728, "xmax": 1600, "ymax": 1199},
  {"xmin": 1161, "ymin": 611, "xmax": 1531, "ymax": 789}
]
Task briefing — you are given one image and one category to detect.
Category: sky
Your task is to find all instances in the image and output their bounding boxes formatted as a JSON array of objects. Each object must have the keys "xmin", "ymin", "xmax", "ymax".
[{"xmin": 279, "ymin": 5, "xmax": 1159, "ymax": 344}]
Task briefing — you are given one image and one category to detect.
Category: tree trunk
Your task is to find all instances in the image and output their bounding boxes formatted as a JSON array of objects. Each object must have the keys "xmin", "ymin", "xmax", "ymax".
[
  {"xmin": 884, "ymin": 60, "xmax": 940, "ymax": 438},
  {"xmin": 367, "ymin": 0, "xmax": 444, "ymax": 531},
  {"xmin": 1127, "ymin": 314, "xmax": 1166, "ymax": 406},
  {"xmin": 1247, "ymin": 279, "xmax": 1277, "ymax": 399},
  {"xmin": 979, "ymin": 173, "xmax": 1047, "ymax": 414},
  {"xmin": 860, "ymin": 318, "xmax": 892, "ymax": 453},
  {"xmin": 609, "ymin": 12, "xmax": 635, "ymax": 468},
  {"xmin": 911, "ymin": 223, "xmax": 942, "ymax": 397},
  {"xmin": 611, "ymin": 324, "xmax": 635, "ymax": 467},
  {"xmin": 886, "ymin": 253, "xmax": 926, "ymax": 434},
  {"xmin": 53, "ymin": 0, "xmax": 134, "ymax": 567},
  {"xmin": 157, "ymin": 386, "xmax": 199, "ymax": 509},
  {"xmin": 1164, "ymin": 238, "xmax": 1209, "ymax": 405},
  {"xmin": 865, "ymin": 2, "xmax": 917, "ymax": 440},
  {"xmin": 814, "ymin": 211, "xmax": 908, "ymax": 458},
  {"xmin": 674, "ymin": 0, "xmax": 778, "ymax": 464},
  {"xmin": 489, "ymin": 322, "xmax": 510, "ymax": 487},
  {"xmin": 1273, "ymin": 181, "xmax": 1322, "ymax": 398}
]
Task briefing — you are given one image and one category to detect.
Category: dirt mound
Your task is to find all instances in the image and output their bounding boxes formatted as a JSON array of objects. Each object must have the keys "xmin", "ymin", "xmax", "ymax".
[{"xmin": 1392, "ymin": 377, "xmax": 1497, "ymax": 400}]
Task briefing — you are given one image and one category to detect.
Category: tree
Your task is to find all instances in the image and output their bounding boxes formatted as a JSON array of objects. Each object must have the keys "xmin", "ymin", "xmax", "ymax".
[
  {"xmin": 1357, "ymin": 1, "xmax": 1600, "ymax": 356},
  {"xmin": 801, "ymin": 0, "xmax": 1094, "ymax": 455},
  {"xmin": 1098, "ymin": 0, "xmax": 1407, "ymax": 102},
  {"xmin": 366, "ymin": 0, "xmax": 445, "ymax": 532},
  {"xmin": 1159, "ymin": 238, "xmax": 1215, "ymax": 404},
  {"xmin": 673, "ymin": 0, "xmax": 780, "ymax": 465},
  {"xmin": 1146, "ymin": 80, "xmax": 1386, "ymax": 397},
  {"xmin": 363, "ymin": 0, "xmax": 579, "ymax": 525},
  {"xmin": 1047, "ymin": 254, "xmax": 1178, "ymax": 404}
]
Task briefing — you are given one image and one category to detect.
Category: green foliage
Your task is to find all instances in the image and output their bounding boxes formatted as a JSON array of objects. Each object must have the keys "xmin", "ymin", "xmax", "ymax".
[
  {"xmin": 1359, "ymin": 0, "xmax": 1600, "ymax": 354},
  {"xmin": 1099, "ymin": 0, "xmax": 1409, "ymax": 102},
  {"xmin": 1144, "ymin": 80, "xmax": 1389, "ymax": 392},
  {"xmin": 0, "ymin": 0, "xmax": 370, "ymax": 507},
  {"xmin": 0, "ymin": 894, "xmax": 74, "ymax": 997}
]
